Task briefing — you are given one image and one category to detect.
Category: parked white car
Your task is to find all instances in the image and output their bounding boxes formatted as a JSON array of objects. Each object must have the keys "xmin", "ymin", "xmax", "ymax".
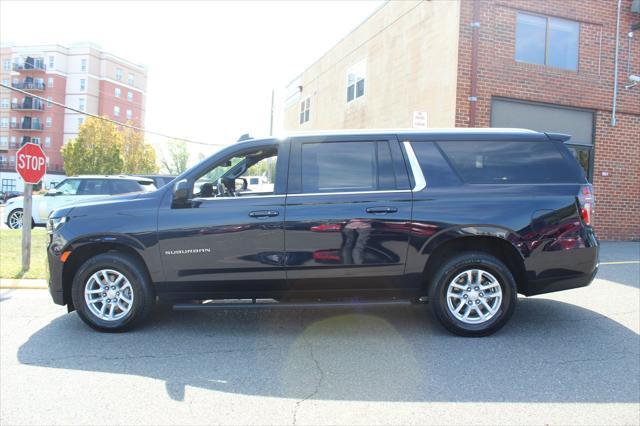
[{"xmin": 2, "ymin": 175, "xmax": 156, "ymax": 229}]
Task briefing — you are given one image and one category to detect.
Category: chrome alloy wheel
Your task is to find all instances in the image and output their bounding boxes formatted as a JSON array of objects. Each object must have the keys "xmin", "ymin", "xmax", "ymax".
[
  {"xmin": 446, "ymin": 269, "xmax": 503, "ymax": 324},
  {"xmin": 8, "ymin": 210, "xmax": 23, "ymax": 229},
  {"xmin": 84, "ymin": 269, "xmax": 134, "ymax": 321}
]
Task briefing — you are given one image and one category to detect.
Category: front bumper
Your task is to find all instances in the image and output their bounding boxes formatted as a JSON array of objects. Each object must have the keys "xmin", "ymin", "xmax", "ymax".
[{"xmin": 47, "ymin": 238, "xmax": 66, "ymax": 306}]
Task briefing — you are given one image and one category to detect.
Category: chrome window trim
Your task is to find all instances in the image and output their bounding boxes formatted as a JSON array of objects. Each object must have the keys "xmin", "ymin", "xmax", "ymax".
[
  {"xmin": 287, "ymin": 189, "xmax": 411, "ymax": 197},
  {"xmin": 402, "ymin": 141, "xmax": 427, "ymax": 192},
  {"xmin": 193, "ymin": 194, "xmax": 283, "ymax": 201}
]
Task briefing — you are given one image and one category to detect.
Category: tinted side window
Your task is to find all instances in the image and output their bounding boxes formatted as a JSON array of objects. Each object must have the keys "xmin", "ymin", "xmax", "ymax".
[
  {"xmin": 438, "ymin": 141, "xmax": 583, "ymax": 184},
  {"xmin": 77, "ymin": 179, "xmax": 110, "ymax": 195},
  {"xmin": 301, "ymin": 141, "xmax": 397, "ymax": 193},
  {"xmin": 110, "ymin": 180, "xmax": 143, "ymax": 194}
]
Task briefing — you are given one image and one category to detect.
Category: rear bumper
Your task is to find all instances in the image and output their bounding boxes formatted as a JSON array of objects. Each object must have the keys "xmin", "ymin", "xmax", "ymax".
[
  {"xmin": 521, "ymin": 240, "xmax": 599, "ymax": 296},
  {"xmin": 522, "ymin": 265, "xmax": 598, "ymax": 296}
]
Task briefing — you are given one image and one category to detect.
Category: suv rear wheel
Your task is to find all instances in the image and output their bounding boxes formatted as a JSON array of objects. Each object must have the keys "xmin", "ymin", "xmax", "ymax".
[
  {"xmin": 428, "ymin": 252, "xmax": 517, "ymax": 337},
  {"xmin": 71, "ymin": 252, "xmax": 155, "ymax": 332}
]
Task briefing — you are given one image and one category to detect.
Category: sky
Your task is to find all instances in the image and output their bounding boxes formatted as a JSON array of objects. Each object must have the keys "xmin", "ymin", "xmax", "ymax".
[{"xmin": 0, "ymin": 0, "xmax": 385, "ymax": 162}]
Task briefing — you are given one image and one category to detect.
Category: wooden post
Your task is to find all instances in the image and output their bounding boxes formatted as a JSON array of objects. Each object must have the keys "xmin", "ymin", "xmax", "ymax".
[{"xmin": 21, "ymin": 183, "xmax": 32, "ymax": 273}]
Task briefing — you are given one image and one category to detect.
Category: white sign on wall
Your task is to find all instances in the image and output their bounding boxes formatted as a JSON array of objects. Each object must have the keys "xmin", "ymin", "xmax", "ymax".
[{"xmin": 412, "ymin": 111, "xmax": 427, "ymax": 128}]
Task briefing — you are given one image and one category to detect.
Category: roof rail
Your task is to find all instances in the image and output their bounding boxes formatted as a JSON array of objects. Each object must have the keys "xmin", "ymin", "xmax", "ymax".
[{"xmin": 545, "ymin": 132, "xmax": 571, "ymax": 142}]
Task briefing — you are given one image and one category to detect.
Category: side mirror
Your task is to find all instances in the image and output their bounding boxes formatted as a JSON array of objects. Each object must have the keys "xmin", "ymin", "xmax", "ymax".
[
  {"xmin": 172, "ymin": 179, "xmax": 190, "ymax": 205},
  {"xmin": 46, "ymin": 188, "xmax": 59, "ymax": 196}
]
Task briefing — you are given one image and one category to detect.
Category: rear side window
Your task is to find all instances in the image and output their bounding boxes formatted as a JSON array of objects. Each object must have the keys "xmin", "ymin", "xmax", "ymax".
[
  {"xmin": 77, "ymin": 179, "xmax": 110, "ymax": 195},
  {"xmin": 110, "ymin": 179, "xmax": 144, "ymax": 194},
  {"xmin": 300, "ymin": 141, "xmax": 397, "ymax": 193},
  {"xmin": 438, "ymin": 141, "xmax": 583, "ymax": 184}
]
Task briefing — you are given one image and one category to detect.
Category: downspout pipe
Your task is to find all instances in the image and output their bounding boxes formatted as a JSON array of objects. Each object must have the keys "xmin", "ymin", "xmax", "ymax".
[
  {"xmin": 469, "ymin": 0, "xmax": 480, "ymax": 127},
  {"xmin": 611, "ymin": 0, "xmax": 622, "ymax": 126}
]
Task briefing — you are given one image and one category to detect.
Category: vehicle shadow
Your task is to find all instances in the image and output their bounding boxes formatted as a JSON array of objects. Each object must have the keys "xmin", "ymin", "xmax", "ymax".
[{"xmin": 17, "ymin": 298, "xmax": 639, "ymax": 403}]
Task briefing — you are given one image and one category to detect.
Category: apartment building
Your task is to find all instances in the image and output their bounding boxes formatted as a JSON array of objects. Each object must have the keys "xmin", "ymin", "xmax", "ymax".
[
  {"xmin": 283, "ymin": 0, "xmax": 640, "ymax": 240},
  {"xmin": 0, "ymin": 43, "xmax": 147, "ymax": 191}
]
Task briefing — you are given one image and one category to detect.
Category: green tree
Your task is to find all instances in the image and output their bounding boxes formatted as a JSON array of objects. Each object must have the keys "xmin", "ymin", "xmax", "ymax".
[
  {"xmin": 160, "ymin": 140, "xmax": 190, "ymax": 175},
  {"xmin": 121, "ymin": 126, "xmax": 159, "ymax": 174},
  {"xmin": 61, "ymin": 117, "xmax": 123, "ymax": 175}
]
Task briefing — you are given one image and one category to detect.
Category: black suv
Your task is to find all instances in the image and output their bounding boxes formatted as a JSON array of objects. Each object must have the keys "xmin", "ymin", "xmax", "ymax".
[{"xmin": 47, "ymin": 129, "xmax": 598, "ymax": 336}]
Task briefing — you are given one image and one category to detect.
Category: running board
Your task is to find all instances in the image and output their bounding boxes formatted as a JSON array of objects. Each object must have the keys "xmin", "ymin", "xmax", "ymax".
[{"xmin": 172, "ymin": 299, "xmax": 418, "ymax": 311}]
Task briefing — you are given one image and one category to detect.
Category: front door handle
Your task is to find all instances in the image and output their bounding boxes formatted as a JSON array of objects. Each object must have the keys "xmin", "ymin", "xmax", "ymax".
[
  {"xmin": 366, "ymin": 206, "xmax": 398, "ymax": 214},
  {"xmin": 249, "ymin": 210, "xmax": 279, "ymax": 218}
]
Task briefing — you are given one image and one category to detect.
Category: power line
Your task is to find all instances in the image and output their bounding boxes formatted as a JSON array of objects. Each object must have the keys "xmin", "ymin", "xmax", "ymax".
[{"xmin": 0, "ymin": 82, "xmax": 227, "ymax": 146}]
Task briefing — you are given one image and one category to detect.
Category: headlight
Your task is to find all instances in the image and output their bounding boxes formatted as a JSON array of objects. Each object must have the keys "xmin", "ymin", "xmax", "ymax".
[{"xmin": 47, "ymin": 216, "xmax": 67, "ymax": 234}]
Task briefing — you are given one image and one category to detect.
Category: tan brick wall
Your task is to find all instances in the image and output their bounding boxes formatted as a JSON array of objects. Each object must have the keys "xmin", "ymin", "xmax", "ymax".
[
  {"xmin": 283, "ymin": 0, "xmax": 461, "ymax": 131},
  {"xmin": 455, "ymin": 0, "xmax": 640, "ymax": 240}
]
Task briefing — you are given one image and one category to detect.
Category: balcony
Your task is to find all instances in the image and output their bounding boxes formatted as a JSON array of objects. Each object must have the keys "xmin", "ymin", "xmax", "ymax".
[
  {"xmin": 11, "ymin": 101, "xmax": 45, "ymax": 111},
  {"xmin": 11, "ymin": 82, "xmax": 45, "ymax": 91},
  {"xmin": 12, "ymin": 62, "xmax": 46, "ymax": 72},
  {"xmin": 10, "ymin": 122, "xmax": 44, "ymax": 131}
]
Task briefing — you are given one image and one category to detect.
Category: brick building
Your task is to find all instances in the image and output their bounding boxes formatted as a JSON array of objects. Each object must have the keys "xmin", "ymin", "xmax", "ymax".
[
  {"xmin": 0, "ymin": 43, "xmax": 147, "ymax": 191},
  {"xmin": 283, "ymin": 0, "xmax": 639, "ymax": 240}
]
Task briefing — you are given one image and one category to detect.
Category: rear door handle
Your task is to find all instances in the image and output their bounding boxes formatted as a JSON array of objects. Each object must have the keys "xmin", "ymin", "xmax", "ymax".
[
  {"xmin": 249, "ymin": 210, "xmax": 279, "ymax": 218},
  {"xmin": 366, "ymin": 206, "xmax": 398, "ymax": 214}
]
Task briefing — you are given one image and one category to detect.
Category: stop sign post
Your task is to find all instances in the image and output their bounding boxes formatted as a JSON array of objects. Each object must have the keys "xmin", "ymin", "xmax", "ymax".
[{"xmin": 15, "ymin": 143, "xmax": 47, "ymax": 272}]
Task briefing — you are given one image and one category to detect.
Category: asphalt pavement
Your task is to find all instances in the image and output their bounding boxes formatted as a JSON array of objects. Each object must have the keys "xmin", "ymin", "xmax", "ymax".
[{"xmin": 0, "ymin": 242, "xmax": 639, "ymax": 425}]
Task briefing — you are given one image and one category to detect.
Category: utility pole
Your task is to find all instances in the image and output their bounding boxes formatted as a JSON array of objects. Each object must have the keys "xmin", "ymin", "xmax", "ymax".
[{"xmin": 269, "ymin": 89, "xmax": 275, "ymax": 136}]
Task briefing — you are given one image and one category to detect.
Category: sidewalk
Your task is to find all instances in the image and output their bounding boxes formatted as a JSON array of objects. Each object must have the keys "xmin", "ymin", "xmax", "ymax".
[{"xmin": 0, "ymin": 278, "xmax": 47, "ymax": 289}]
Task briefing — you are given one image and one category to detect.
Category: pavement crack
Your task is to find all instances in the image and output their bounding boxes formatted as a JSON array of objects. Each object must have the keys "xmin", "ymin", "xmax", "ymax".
[{"xmin": 292, "ymin": 342, "xmax": 324, "ymax": 425}]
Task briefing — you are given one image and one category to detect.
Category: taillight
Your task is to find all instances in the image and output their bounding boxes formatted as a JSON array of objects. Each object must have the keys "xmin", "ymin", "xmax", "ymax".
[{"xmin": 578, "ymin": 184, "xmax": 594, "ymax": 226}]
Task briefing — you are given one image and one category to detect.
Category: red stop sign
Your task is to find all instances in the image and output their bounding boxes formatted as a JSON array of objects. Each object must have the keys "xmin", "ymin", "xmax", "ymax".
[{"xmin": 16, "ymin": 143, "xmax": 47, "ymax": 184}]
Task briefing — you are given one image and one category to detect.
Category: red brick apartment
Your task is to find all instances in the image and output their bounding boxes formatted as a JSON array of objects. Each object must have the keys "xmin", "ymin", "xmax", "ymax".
[{"xmin": 284, "ymin": 0, "xmax": 640, "ymax": 240}]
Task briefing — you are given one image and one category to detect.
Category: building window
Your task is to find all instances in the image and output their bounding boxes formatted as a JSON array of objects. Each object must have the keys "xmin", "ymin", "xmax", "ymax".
[
  {"xmin": 2, "ymin": 179, "xmax": 17, "ymax": 192},
  {"xmin": 48, "ymin": 55, "xmax": 55, "ymax": 69},
  {"xmin": 46, "ymin": 117, "xmax": 52, "ymax": 128},
  {"xmin": 10, "ymin": 117, "xmax": 17, "ymax": 127},
  {"xmin": 299, "ymin": 97, "xmax": 310, "ymax": 124},
  {"xmin": 113, "ymin": 106, "xmax": 120, "ymax": 117},
  {"xmin": 346, "ymin": 61, "xmax": 366, "ymax": 102},
  {"xmin": 515, "ymin": 12, "xmax": 579, "ymax": 71},
  {"xmin": 78, "ymin": 117, "xmax": 84, "ymax": 126},
  {"xmin": 0, "ymin": 118, "xmax": 8, "ymax": 128},
  {"xmin": 115, "ymin": 87, "xmax": 121, "ymax": 98},
  {"xmin": 44, "ymin": 137, "xmax": 51, "ymax": 148},
  {"xmin": 80, "ymin": 79, "xmax": 86, "ymax": 91},
  {"xmin": 47, "ymin": 97, "xmax": 53, "ymax": 108},
  {"xmin": 9, "ymin": 156, "xmax": 15, "ymax": 166},
  {"xmin": 81, "ymin": 58, "xmax": 87, "ymax": 72},
  {"xmin": 0, "ymin": 98, "xmax": 8, "ymax": 109},
  {"xmin": 126, "ymin": 109, "xmax": 133, "ymax": 120},
  {"xmin": 31, "ymin": 137, "xmax": 40, "ymax": 145},
  {"xmin": 47, "ymin": 77, "xmax": 54, "ymax": 88},
  {"xmin": 78, "ymin": 98, "xmax": 85, "ymax": 111},
  {"xmin": 0, "ymin": 136, "xmax": 7, "ymax": 148},
  {"xmin": 128, "ymin": 73, "xmax": 134, "ymax": 85},
  {"xmin": 116, "ymin": 68, "xmax": 123, "ymax": 81},
  {"xmin": 127, "ymin": 91, "xmax": 133, "ymax": 102},
  {"xmin": 10, "ymin": 136, "xmax": 16, "ymax": 147},
  {"xmin": 2, "ymin": 79, "xmax": 9, "ymax": 86},
  {"xmin": 2, "ymin": 60, "xmax": 10, "ymax": 71}
]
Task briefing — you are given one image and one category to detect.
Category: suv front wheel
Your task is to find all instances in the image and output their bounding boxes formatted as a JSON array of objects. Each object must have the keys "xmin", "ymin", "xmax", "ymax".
[
  {"xmin": 71, "ymin": 252, "xmax": 155, "ymax": 332},
  {"xmin": 428, "ymin": 252, "xmax": 517, "ymax": 337}
]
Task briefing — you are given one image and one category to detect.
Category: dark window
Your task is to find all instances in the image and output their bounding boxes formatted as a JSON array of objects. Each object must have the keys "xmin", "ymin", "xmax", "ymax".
[
  {"xmin": 301, "ymin": 141, "xmax": 398, "ymax": 193},
  {"xmin": 299, "ymin": 97, "xmax": 310, "ymax": 124},
  {"xmin": 77, "ymin": 179, "xmax": 111, "ymax": 195},
  {"xmin": 515, "ymin": 12, "xmax": 579, "ymax": 70},
  {"xmin": 109, "ymin": 179, "xmax": 144, "ymax": 194},
  {"xmin": 438, "ymin": 141, "xmax": 584, "ymax": 184}
]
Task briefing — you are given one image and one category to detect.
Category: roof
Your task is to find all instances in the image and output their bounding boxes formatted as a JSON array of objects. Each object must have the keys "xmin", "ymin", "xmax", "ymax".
[{"xmin": 66, "ymin": 175, "xmax": 154, "ymax": 182}]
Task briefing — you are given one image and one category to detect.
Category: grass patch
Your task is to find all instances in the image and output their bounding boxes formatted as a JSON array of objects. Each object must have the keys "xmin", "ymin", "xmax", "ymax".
[{"xmin": 0, "ymin": 228, "xmax": 48, "ymax": 279}]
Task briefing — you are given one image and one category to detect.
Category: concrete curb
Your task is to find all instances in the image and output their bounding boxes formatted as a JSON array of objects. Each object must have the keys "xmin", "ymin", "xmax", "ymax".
[{"xmin": 0, "ymin": 278, "xmax": 47, "ymax": 290}]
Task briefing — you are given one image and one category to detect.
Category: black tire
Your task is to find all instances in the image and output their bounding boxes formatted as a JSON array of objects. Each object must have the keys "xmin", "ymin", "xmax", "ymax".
[
  {"xmin": 428, "ymin": 252, "xmax": 517, "ymax": 337},
  {"xmin": 71, "ymin": 252, "xmax": 155, "ymax": 332}
]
